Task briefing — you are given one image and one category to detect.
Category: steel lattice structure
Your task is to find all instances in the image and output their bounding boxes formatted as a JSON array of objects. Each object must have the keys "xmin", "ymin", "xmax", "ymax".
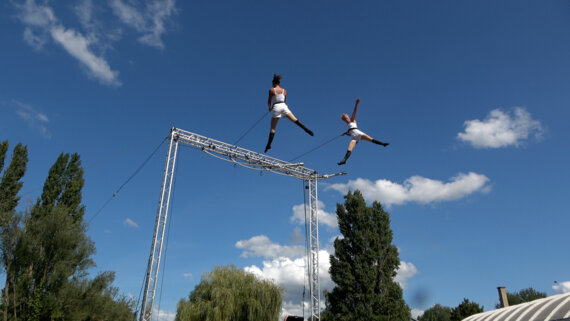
[{"xmin": 139, "ymin": 128, "xmax": 344, "ymax": 321}]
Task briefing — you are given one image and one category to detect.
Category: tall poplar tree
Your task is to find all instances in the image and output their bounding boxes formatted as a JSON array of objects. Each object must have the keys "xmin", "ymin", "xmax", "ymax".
[
  {"xmin": 323, "ymin": 191, "xmax": 410, "ymax": 321},
  {"xmin": 0, "ymin": 142, "xmax": 28, "ymax": 221},
  {"xmin": 0, "ymin": 142, "xmax": 28, "ymax": 321}
]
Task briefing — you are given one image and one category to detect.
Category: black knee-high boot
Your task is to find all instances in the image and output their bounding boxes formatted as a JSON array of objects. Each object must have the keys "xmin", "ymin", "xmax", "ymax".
[
  {"xmin": 294, "ymin": 120, "xmax": 314, "ymax": 136},
  {"xmin": 372, "ymin": 139, "xmax": 389, "ymax": 147},
  {"xmin": 265, "ymin": 132, "xmax": 275, "ymax": 153},
  {"xmin": 338, "ymin": 150, "xmax": 352, "ymax": 165}
]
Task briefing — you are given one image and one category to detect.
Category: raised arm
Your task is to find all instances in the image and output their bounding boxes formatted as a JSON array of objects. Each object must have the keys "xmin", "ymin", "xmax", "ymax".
[{"xmin": 350, "ymin": 98, "xmax": 360, "ymax": 122}]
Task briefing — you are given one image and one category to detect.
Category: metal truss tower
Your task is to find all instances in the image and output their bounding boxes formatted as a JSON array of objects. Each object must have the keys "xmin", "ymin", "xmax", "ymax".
[{"xmin": 138, "ymin": 128, "xmax": 344, "ymax": 321}]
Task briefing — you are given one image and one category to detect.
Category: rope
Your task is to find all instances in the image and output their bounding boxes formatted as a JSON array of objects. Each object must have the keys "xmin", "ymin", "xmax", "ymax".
[
  {"xmin": 87, "ymin": 136, "xmax": 168, "ymax": 224},
  {"xmin": 289, "ymin": 133, "xmax": 344, "ymax": 162},
  {"xmin": 233, "ymin": 111, "xmax": 270, "ymax": 145}
]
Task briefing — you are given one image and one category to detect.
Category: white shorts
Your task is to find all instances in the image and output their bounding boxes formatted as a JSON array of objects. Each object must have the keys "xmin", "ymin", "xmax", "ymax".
[
  {"xmin": 271, "ymin": 103, "xmax": 291, "ymax": 118},
  {"xmin": 348, "ymin": 129, "xmax": 366, "ymax": 142}
]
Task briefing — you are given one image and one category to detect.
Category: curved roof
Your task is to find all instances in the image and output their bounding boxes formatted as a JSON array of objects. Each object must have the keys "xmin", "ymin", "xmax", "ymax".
[{"xmin": 463, "ymin": 292, "xmax": 570, "ymax": 321}]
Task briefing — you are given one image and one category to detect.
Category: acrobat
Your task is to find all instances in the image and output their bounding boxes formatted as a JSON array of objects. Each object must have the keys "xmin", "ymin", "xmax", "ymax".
[
  {"xmin": 265, "ymin": 74, "xmax": 314, "ymax": 153},
  {"xmin": 338, "ymin": 98, "xmax": 389, "ymax": 165}
]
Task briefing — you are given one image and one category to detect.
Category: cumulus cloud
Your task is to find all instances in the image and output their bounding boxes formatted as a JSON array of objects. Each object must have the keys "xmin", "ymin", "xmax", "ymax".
[
  {"xmin": 291, "ymin": 201, "xmax": 338, "ymax": 228},
  {"xmin": 10, "ymin": 100, "xmax": 51, "ymax": 138},
  {"xmin": 110, "ymin": 0, "xmax": 177, "ymax": 49},
  {"xmin": 458, "ymin": 107, "xmax": 543, "ymax": 149},
  {"xmin": 124, "ymin": 218, "xmax": 138, "ymax": 228},
  {"xmin": 235, "ymin": 235, "xmax": 304, "ymax": 259},
  {"xmin": 553, "ymin": 281, "xmax": 570, "ymax": 293},
  {"xmin": 239, "ymin": 236, "xmax": 418, "ymax": 318},
  {"xmin": 395, "ymin": 261, "xmax": 418, "ymax": 290},
  {"xmin": 329, "ymin": 172, "xmax": 490, "ymax": 206},
  {"xmin": 15, "ymin": 0, "xmax": 121, "ymax": 86},
  {"xmin": 244, "ymin": 250, "xmax": 333, "ymax": 306}
]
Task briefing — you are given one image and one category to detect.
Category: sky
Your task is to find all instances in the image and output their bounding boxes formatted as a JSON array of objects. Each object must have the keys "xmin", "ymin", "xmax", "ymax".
[{"xmin": 1, "ymin": 0, "xmax": 570, "ymax": 320}]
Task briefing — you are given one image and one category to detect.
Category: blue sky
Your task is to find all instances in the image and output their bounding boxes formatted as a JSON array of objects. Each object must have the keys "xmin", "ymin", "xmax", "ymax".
[{"xmin": 1, "ymin": 0, "xmax": 570, "ymax": 320}]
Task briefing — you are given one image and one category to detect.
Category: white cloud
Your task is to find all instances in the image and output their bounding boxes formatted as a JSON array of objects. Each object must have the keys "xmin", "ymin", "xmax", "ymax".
[
  {"xmin": 240, "ymin": 236, "xmax": 417, "ymax": 318},
  {"xmin": 23, "ymin": 27, "xmax": 47, "ymax": 49},
  {"xmin": 411, "ymin": 308, "xmax": 424, "ymax": 319},
  {"xmin": 153, "ymin": 308, "xmax": 175, "ymax": 321},
  {"xmin": 291, "ymin": 201, "xmax": 337, "ymax": 228},
  {"xmin": 329, "ymin": 172, "xmax": 490, "ymax": 206},
  {"xmin": 553, "ymin": 281, "xmax": 570, "ymax": 293},
  {"xmin": 235, "ymin": 235, "xmax": 304, "ymax": 259},
  {"xmin": 394, "ymin": 261, "xmax": 418, "ymax": 290},
  {"xmin": 183, "ymin": 272, "xmax": 192, "ymax": 279},
  {"xmin": 11, "ymin": 100, "xmax": 51, "ymax": 138},
  {"xmin": 15, "ymin": 0, "xmax": 121, "ymax": 86},
  {"xmin": 458, "ymin": 107, "xmax": 543, "ymax": 149},
  {"xmin": 110, "ymin": 0, "xmax": 177, "ymax": 49},
  {"xmin": 124, "ymin": 218, "xmax": 139, "ymax": 228},
  {"xmin": 50, "ymin": 26, "xmax": 120, "ymax": 86}
]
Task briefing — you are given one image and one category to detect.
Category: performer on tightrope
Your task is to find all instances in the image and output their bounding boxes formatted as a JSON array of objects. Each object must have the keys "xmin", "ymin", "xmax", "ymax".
[
  {"xmin": 265, "ymin": 74, "xmax": 314, "ymax": 153},
  {"xmin": 338, "ymin": 98, "xmax": 389, "ymax": 165}
]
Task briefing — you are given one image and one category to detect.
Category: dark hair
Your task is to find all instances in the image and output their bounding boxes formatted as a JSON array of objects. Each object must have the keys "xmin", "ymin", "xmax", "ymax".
[{"xmin": 272, "ymin": 74, "xmax": 282, "ymax": 85}]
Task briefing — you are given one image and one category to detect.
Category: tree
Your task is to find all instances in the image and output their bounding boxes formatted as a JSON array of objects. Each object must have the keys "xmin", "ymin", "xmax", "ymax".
[
  {"xmin": 450, "ymin": 298, "xmax": 483, "ymax": 321},
  {"xmin": 0, "ymin": 142, "xmax": 28, "ymax": 321},
  {"xmin": 0, "ymin": 149, "xmax": 135, "ymax": 320},
  {"xmin": 176, "ymin": 265, "xmax": 283, "ymax": 321},
  {"xmin": 322, "ymin": 190, "xmax": 411, "ymax": 321},
  {"xmin": 0, "ymin": 142, "xmax": 28, "ymax": 221},
  {"xmin": 495, "ymin": 287, "xmax": 546, "ymax": 308},
  {"xmin": 418, "ymin": 304, "xmax": 452, "ymax": 321}
]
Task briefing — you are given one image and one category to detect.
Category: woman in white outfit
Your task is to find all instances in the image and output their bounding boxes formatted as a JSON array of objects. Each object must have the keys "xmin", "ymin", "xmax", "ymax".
[
  {"xmin": 265, "ymin": 74, "xmax": 313, "ymax": 153},
  {"xmin": 338, "ymin": 98, "xmax": 389, "ymax": 165}
]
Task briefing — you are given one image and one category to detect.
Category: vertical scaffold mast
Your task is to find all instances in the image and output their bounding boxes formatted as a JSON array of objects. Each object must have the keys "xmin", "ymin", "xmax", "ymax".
[{"xmin": 139, "ymin": 128, "xmax": 345, "ymax": 321}]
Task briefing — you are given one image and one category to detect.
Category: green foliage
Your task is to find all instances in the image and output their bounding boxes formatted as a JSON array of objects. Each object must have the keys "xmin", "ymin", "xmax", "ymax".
[
  {"xmin": 0, "ymin": 146, "xmax": 135, "ymax": 320},
  {"xmin": 323, "ymin": 190, "xmax": 411, "ymax": 321},
  {"xmin": 0, "ymin": 142, "xmax": 28, "ymax": 222},
  {"xmin": 450, "ymin": 298, "xmax": 483, "ymax": 321},
  {"xmin": 418, "ymin": 304, "xmax": 452, "ymax": 321},
  {"xmin": 495, "ymin": 287, "xmax": 547, "ymax": 308},
  {"xmin": 176, "ymin": 265, "xmax": 283, "ymax": 321}
]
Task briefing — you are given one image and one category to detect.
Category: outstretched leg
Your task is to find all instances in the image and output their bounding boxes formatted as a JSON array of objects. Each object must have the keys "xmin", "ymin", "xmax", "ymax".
[
  {"xmin": 362, "ymin": 134, "xmax": 389, "ymax": 147},
  {"xmin": 265, "ymin": 118, "xmax": 279, "ymax": 153},
  {"xmin": 338, "ymin": 140, "xmax": 358, "ymax": 165},
  {"xmin": 285, "ymin": 112, "xmax": 313, "ymax": 136}
]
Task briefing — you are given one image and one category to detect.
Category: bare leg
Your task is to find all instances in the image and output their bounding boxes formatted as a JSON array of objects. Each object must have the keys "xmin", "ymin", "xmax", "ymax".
[
  {"xmin": 338, "ymin": 140, "xmax": 358, "ymax": 165},
  {"xmin": 265, "ymin": 118, "xmax": 280, "ymax": 152},
  {"xmin": 362, "ymin": 134, "xmax": 389, "ymax": 147},
  {"xmin": 285, "ymin": 112, "xmax": 313, "ymax": 136}
]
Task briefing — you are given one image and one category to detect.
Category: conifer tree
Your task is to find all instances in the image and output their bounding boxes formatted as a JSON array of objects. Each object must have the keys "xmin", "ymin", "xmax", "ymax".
[{"xmin": 323, "ymin": 191, "xmax": 410, "ymax": 321}]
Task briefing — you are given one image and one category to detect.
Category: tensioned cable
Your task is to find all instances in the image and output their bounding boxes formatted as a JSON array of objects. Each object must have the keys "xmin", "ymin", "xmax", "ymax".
[
  {"xmin": 87, "ymin": 136, "xmax": 168, "ymax": 224},
  {"xmin": 233, "ymin": 111, "xmax": 270, "ymax": 145},
  {"xmin": 288, "ymin": 133, "xmax": 344, "ymax": 162},
  {"xmin": 0, "ymin": 136, "xmax": 162, "ymax": 214}
]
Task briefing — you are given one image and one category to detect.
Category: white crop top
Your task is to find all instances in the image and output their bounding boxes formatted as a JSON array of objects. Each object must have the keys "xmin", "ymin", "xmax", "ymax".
[{"xmin": 271, "ymin": 88, "xmax": 286, "ymax": 106}]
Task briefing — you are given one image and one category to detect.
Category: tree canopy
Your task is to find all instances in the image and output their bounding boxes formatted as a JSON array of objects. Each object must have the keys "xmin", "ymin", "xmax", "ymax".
[
  {"xmin": 176, "ymin": 265, "xmax": 283, "ymax": 321},
  {"xmin": 495, "ymin": 287, "xmax": 547, "ymax": 308},
  {"xmin": 0, "ymin": 143, "xmax": 134, "ymax": 321},
  {"xmin": 322, "ymin": 190, "xmax": 411, "ymax": 321}
]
